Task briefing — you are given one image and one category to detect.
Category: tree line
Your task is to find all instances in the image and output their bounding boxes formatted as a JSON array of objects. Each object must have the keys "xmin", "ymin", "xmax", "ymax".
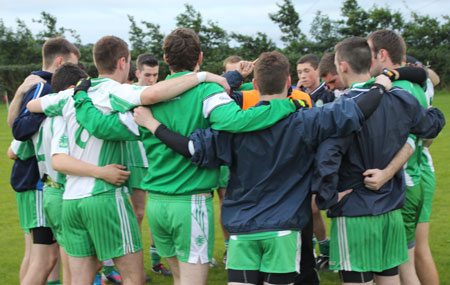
[{"xmin": 1, "ymin": 0, "xmax": 449, "ymax": 98}]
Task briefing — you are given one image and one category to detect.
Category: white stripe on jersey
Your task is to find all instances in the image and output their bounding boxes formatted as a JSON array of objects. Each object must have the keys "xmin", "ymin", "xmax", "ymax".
[{"xmin": 202, "ymin": 92, "xmax": 233, "ymax": 118}]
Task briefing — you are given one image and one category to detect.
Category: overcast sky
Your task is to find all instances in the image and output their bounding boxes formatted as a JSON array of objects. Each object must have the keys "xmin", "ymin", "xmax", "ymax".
[{"xmin": 2, "ymin": 0, "xmax": 448, "ymax": 47}]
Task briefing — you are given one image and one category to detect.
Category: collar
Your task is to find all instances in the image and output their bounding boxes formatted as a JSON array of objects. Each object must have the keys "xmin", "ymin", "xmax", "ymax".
[
  {"xmin": 31, "ymin": 70, "xmax": 52, "ymax": 81},
  {"xmin": 166, "ymin": 71, "xmax": 192, "ymax": 80},
  {"xmin": 350, "ymin": 77, "xmax": 375, "ymax": 89}
]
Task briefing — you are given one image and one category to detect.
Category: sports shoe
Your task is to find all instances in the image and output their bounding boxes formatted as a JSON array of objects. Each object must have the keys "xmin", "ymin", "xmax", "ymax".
[
  {"xmin": 316, "ymin": 254, "xmax": 329, "ymax": 271},
  {"xmin": 93, "ymin": 273, "xmax": 106, "ymax": 285},
  {"xmin": 151, "ymin": 263, "xmax": 172, "ymax": 276},
  {"xmin": 105, "ymin": 269, "xmax": 122, "ymax": 283},
  {"xmin": 145, "ymin": 274, "xmax": 152, "ymax": 283},
  {"xmin": 210, "ymin": 257, "xmax": 219, "ymax": 267}
]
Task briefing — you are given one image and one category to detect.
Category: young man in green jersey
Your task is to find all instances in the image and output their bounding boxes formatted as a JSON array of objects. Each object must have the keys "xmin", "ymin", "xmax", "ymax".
[
  {"xmin": 123, "ymin": 28, "xmax": 299, "ymax": 285},
  {"xmin": 26, "ymin": 35, "xmax": 231, "ymax": 285},
  {"xmin": 366, "ymin": 29, "xmax": 436, "ymax": 285},
  {"xmin": 132, "ymin": 53, "xmax": 172, "ymax": 277}
]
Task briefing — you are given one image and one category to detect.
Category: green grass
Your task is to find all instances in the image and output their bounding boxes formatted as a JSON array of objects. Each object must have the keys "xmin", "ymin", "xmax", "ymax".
[{"xmin": 0, "ymin": 91, "xmax": 449, "ymax": 284}]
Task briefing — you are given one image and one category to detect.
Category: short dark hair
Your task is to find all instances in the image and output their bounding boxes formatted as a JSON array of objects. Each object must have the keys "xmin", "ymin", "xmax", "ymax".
[
  {"xmin": 93, "ymin": 36, "xmax": 129, "ymax": 74},
  {"xmin": 163, "ymin": 28, "xmax": 201, "ymax": 72},
  {"xmin": 296, "ymin": 54, "xmax": 319, "ymax": 69},
  {"xmin": 335, "ymin": 37, "xmax": 372, "ymax": 74},
  {"xmin": 128, "ymin": 61, "xmax": 137, "ymax": 82},
  {"xmin": 136, "ymin": 54, "xmax": 158, "ymax": 70},
  {"xmin": 254, "ymin": 51, "xmax": 290, "ymax": 95},
  {"xmin": 223, "ymin": 56, "xmax": 243, "ymax": 69},
  {"xmin": 367, "ymin": 30, "xmax": 406, "ymax": 65},
  {"xmin": 318, "ymin": 53, "xmax": 337, "ymax": 77},
  {"xmin": 42, "ymin": 37, "xmax": 80, "ymax": 69},
  {"xmin": 51, "ymin": 63, "xmax": 88, "ymax": 93}
]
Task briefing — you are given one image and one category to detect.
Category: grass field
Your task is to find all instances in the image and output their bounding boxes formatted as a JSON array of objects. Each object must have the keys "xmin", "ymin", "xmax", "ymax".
[{"xmin": 0, "ymin": 91, "xmax": 449, "ymax": 284}]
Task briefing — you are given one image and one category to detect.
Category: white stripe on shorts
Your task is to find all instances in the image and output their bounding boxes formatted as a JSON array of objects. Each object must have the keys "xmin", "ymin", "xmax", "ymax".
[
  {"xmin": 295, "ymin": 231, "xmax": 302, "ymax": 273},
  {"xmin": 36, "ymin": 190, "xmax": 45, "ymax": 227},
  {"xmin": 188, "ymin": 195, "xmax": 209, "ymax": 264},
  {"xmin": 115, "ymin": 189, "xmax": 134, "ymax": 255},
  {"xmin": 337, "ymin": 217, "xmax": 351, "ymax": 271}
]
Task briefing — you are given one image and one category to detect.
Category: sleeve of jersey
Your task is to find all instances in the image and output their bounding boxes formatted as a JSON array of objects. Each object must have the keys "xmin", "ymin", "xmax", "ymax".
[
  {"xmin": 190, "ymin": 128, "xmax": 233, "ymax": 168},
  {"xmin": 40, "ymin": 91, "xmax": 70, "ymax": 117},
  {"xmin": 294, "ymin": 98, "xmax": 364, "ymax": 146},
  {"xmin": 10, "ymin": 139, "xmax": 35, "ymax": 160},
  {"xmin": 222, "ymin": 71, "xmax": 245, "ymax": 90},
  {"xmin": 50, "ymin": 117, "xmax": 69, "ymax": 156},
  {"xmin": 312, "ymin": 135, "xmax": 353, "ymax": 210},
  {"xmin": 108, "ymin": 84, "xmax": 145, "ymax": 113},
  {"xmin": 73, "ymin": 91, "xmax": 139, "ymax": 141},
  {"xmin": 206, "ymin": 96, "xmax": 296, "ymax": 133},
  {"xmin": 409, "ymin": 105, "xmax": 445, "ymax": 139},
  {"xmin": 12, "ymin": 84, "xmax": 50, "ymax": 141}
]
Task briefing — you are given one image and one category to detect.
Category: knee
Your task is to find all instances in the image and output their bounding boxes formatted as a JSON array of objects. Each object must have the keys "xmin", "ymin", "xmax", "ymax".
[{"xmin": 135, "ymin": 209, "xmax": 145, "ymax": 223}]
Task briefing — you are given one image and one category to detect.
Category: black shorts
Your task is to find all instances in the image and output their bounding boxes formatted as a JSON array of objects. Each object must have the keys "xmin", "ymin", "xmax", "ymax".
[
  {"xmin": 32, "ymin": 227, "xmax": 56, "ymax": 245},
  {"xmin": 339, "ymin": 267, "xmax": 398, "ymax": 283},
  {"xmin": 228, "ymin": 269, "xmax": 298, "ymax": 285}
]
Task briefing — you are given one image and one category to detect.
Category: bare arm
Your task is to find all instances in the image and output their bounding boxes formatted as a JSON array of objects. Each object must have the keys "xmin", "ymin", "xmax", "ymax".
[
  {"xmin": 423, "ymin": 139, "xmax": 433, "ymax": 148},
  {"xmin": 7, "ymin": 146, "xmax": 18, "ymax": 160},
  {"xmin": 52, "ymin": 154, "xmax": 130, "ymax": 186},
  {"xmin": 26, "ymin": 98, "xmax": 44, "ymax": 113},
  {"xmin": 7, "ymin": 75, "xmax": 46, "ymax": 127},
  {"xmin": 140, "ymin": 72, "xmax": 230, "ymax": 105},
  {"xmin": 363, "ymin": 143, "xmax": 413, "ymax": 190}
]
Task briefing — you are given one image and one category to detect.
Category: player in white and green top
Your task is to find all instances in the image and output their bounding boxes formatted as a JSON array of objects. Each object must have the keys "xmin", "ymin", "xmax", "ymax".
[
  {"xmin": 26, "ymin": 35, "xmax": 234, "ymax": 284},
  {"xmin": 415, "ymin": 76, "xmax": 440, "ymax": 285}
]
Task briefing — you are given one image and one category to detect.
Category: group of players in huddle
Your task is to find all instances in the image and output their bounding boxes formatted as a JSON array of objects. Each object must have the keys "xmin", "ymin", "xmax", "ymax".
[{"xmin": 8, "ymin": 26, "xmax": 445, "ymax": 285}]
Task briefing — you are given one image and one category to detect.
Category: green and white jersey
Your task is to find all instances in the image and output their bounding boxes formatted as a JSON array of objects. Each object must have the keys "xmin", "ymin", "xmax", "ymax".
[
  {"xmin": 420, "ymin": 79, "xmax": 434, "ymax": 174},
  {"xmin": 393, "ymin": 80, "xmax": 427, "ymax": 187},
  {"xmin": 424, "ymin": 78, "xmax": 434, "ymax": 106},
  {"xmin": 10, "ymin": 139, "xmax": 35, "ymax": 161},
  {"xmin": 35, "ymin": 116, "xmax": 68, "ymax": 185},
  {"xmin": 40, "ymin": 79, "xmax": 147, "ymax": 200},
  {"xmin": 125, "ymin": 141, "xmax": 148, "ymax": 168}
]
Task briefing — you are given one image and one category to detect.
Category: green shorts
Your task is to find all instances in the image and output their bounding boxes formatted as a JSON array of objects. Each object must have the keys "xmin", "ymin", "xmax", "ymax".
[
  {"xmin": 227, "ymin": 231, "xmax": 301, "ymax": 273},
  {"xmin": 147, "ymin": 193, "xmax": 214, "ymax": 264},
  {"xmin": 418, "ymin": 170, "xmax": 436, "ymax": 223},
  {"xmin": 15, "ymin": 190, "xmax": 46, "ymax": 230},
  {"xmin": 218, "ymin": 166, "xmax": 229, "ymax": 189},
  {"xmin": 43, "ymin": 186, "xmax": 65, "ymax": 247},
  {"xmin": 128, "ymin": 166, "xmax": 147, "ymax": 191},
  {"xmin": 401, "ymin": 184, "xmax": 424, "ymax": 247},
  {"xmin": 62, "ymin": 189, "xmax": 142, "ymax": 261},
  {"xmin": 330, "ymin": 210, "xmax": 408, "ymax": 272}
]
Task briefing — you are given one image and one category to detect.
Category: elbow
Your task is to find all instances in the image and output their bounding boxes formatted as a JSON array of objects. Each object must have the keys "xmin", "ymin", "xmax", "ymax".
[
  {"xmin": 51, "ymin": 155, "xmax": 64, "ymax": 172},
  {"xmin": 7, "ymin": 117, "xmax": 14, "ymax": 128},
  {"xmin": 141, "ymin": 88, "xmax": 161, "ymax": 105}
]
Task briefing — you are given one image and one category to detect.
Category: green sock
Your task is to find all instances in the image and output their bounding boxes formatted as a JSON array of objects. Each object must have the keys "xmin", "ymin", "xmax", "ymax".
[
  {"xmin": 318, "ymin": 237, "xmax": 330, "ymax": 256},
  {"xmin": 224, "ymin": 239, "xmax": 229, "ymax": 249},
  {"xmin": 103, "ymin": 265, "xmax": 115, "ymax": 275},
  {"xmin": 151, "ymin": 245, "xmax": 161, "ymax": 265},
  {"xmin": 47, "ymin": 281, "xmax": 61, "ymax": 285}
]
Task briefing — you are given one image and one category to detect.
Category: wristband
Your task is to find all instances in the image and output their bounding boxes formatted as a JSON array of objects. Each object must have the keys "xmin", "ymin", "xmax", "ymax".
[
  {"xmin": 382, "ymin": 68, "xmax": 396, "ymax": 81},
  {"xmin": 371, "ymin": 83, "xmax": 386, "ymax": 94},
  {"xmin": 197, "ymin": 72, "xmax": 206, "ymax": 83}
]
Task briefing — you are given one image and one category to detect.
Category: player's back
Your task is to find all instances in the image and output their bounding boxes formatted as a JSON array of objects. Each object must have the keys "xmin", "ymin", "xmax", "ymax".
[
  {"xmin": 328, "ymin": 86, "xmax": 443, "ymax": 217},
  {"xmin": 140, "ymin": 72, "xmax": 225, "ymax": 195}
]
